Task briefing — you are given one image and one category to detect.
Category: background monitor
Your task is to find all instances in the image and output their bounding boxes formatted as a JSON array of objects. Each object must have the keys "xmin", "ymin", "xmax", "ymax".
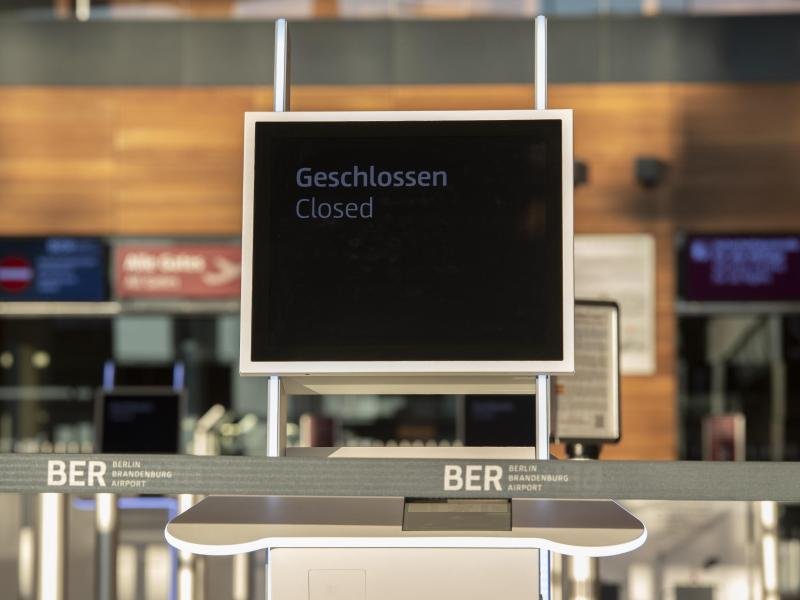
[
  {"xmin": 679, "ymin": 233, "xmax": 800, "ymax": 302},
  {"xmin": 463, "ymin": 396, "xmax": 534, "ymax": 446},
  {"xmin": 241, "ymin": 110, "xmax": 574, "ymax": 385},
  {"xmin": 96, "ymin": 387, "xmax": 184, "ymax": 453}
]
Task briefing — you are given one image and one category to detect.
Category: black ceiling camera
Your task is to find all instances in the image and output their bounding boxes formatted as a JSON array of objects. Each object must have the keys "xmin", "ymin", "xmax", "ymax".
[
  {"xmin": 574, "ymin": 160, "xmax": 589, "ymax": 187},
  {"xmin": 634, "ymin": 156, "xmax": 668, "ymax": 188}
]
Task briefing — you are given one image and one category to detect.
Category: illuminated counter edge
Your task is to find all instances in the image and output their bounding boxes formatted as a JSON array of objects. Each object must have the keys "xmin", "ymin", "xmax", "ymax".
[{"xmin": 164, "ymin": 496, "xmax": 646, "ymax": 558}]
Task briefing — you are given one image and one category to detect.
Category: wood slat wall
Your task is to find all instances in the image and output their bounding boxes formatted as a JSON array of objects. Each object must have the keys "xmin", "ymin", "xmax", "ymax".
[{"xmin": 2, "ymin": 83, "xmax": 798, "ymax": 459}]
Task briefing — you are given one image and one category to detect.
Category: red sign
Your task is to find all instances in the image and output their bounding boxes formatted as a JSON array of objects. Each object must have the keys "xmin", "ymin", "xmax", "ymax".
[
  {"xmin": 0, "ymin": 256, "xmax": 34, "ymax": 293},
  {"xmin": 115, "ymin": 245, "xmax": 241, "ymax": 299}
]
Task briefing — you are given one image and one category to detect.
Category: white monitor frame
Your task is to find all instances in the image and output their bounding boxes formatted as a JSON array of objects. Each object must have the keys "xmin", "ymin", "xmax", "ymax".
[{"xmin": 240, "ymin": 110, "xmax": 574, "ymax": 386}]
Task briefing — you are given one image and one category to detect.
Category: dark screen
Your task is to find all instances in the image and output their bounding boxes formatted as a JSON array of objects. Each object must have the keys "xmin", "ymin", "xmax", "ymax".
[
  {"xmin": 681, "ymin": 234, "xmax": 800, "ymax": 301},
  {"xmin": 98, "ymin": 390, "xmax": 181, "ymax": 453},
  {"xmin": 111, "ymin": 365, "xmax": 175, "ymax": 387},
  {"xmin": 463, "ymin": 396, "xmax": 534, "ymax": 446},
  {"xmin": 250, "ymin": 119, "xmax": 564, "ymax": 361}
]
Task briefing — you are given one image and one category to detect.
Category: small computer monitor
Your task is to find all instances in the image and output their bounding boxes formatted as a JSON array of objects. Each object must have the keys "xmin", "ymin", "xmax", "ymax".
[{"xmin": 95, "ymin": 387, "xmax": 184, "ymax": 453}]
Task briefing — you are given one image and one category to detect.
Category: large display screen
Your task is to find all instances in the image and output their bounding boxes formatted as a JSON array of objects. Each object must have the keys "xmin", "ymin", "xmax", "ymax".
[
  {"xmin": 96, "ymin": 388, "xmax": 182, "ymax": 453},
  {"xmin": 0, "ymin": 237, "xmax": 107, "ymax": 301},
  {"xmin": 680, "ymin": 234, "xmax": 800, "ymax": 301},
  {"xmin": 246, "ymin": 113, "xmax": 569, "ymax": 366}
]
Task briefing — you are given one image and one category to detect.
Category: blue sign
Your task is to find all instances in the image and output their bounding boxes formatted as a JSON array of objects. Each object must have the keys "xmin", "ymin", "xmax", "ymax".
[{"xmin": 0, "ymin": 238, "xmax": 107, "ymax": 301}]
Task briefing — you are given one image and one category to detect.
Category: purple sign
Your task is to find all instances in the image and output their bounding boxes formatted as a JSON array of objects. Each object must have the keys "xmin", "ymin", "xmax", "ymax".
[{"xmin": 682, "ymin": 235, "xmax": 800, "ymax": 301}]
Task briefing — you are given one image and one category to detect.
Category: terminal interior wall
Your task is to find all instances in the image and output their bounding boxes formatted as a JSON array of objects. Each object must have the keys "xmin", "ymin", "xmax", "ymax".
[{"xmin": 2, "ymin": 82, "xmax": 799, "ymax": 458}]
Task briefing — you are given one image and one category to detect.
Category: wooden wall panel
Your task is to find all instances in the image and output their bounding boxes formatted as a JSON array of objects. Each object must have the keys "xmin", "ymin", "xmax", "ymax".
[
  {"xmin": 8, "ymin": 83, "xmax": 796, "ymax": 237},
  {"xmin": 0, "ymin": 89, "xmax": 115, "ymax": 234},
  {"xmin": 1, "ymin": 82, "xmax": 798, "ymax": 459},
  {"xmin": 112, "ymin": 88, "xmax": 264, "ymax": 234}
]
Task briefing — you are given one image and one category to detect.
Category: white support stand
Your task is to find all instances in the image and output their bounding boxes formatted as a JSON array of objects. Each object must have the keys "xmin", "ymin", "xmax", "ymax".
[
  {"xmin": 162, "ymin": 17, "xmax": 647, "ymax": 600},
  {"xmin": 261, "ymin": 14, "xmax": 556, "ymax": 600}
]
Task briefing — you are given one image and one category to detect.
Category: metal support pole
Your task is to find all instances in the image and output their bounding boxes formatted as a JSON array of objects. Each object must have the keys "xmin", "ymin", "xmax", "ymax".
[
  {"xmin": 536, "ymin": 374, "xmax": 552, "ymax": 599},
  {"xmin": 19, "ymin": 525, "xmax": 35, "ymax": 600},
  {"xmin": 267, "ymin": 18, "xmax": 290, "ymax": 462},
  {"xmin": 563, "ymin": 448, "xmax": 599, "ymax": 600},
  {"xmin": 267, "ymin": 375, "xmax": 287, "ymax": 458},
  {"xmin": 95, "ymin": 493, "xmax": 118, "ymax": 600},
  {"xmin": 535, "ymin": 375, "xmax": 551, "ymax": 462},
  {"xmin": 177, "ymin": 494, "xmax": 205, "ymax": 600},
  {"xmin": 274, "ymin": 18, "xmax": 290, "ymax": 112},
  {"xmin": 232, "ymin": 553, "xmax": 251, "ymax": 600},
  {"xmin": 756, "ymin": 501, "xmax": 780, "ymax": 600},
  {"xmin": 19, "ymin": 495, "xmax": 36, "ymax": 600},
  {"xmin": 535, "ymin": 15, "xmax": 551, "ymax": 599},
  {"xmin": 535, "ymin": 15, "xmax": 547, "ymax": 111},
  {"xmin": 563, "ymin": 555, "xmax": 599, "ymax": 600},
  {"xmin": 768, "ymin": 316, "xmax": 786, "ymax": 461},
  {"xmin": 264, "ymin": 22, "xmax": 291, "ymax": 600},
  {"xmin": 36, "ymin": 493, "xmax": 67, "ymax": 600}
]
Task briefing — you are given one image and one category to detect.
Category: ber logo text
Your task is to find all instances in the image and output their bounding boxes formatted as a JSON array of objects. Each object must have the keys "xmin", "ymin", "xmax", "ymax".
[
  {"xmin": 443, "ymin": 464, "xmax": 503, "ymax": 492},
  {"xmin": 47, "ymin": 460, "xmax": 107, "ymax": 487}
]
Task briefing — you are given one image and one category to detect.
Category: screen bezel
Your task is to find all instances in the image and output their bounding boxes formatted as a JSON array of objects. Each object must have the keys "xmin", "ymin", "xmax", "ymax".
[
  {"xmin": 95, "ymin": 386, "xmax": 185, "ymax": 454},
  {"xmin": 553, "ymin": 300, "xmax": 621, "ymax": 444},
  {"xmin": 240, "ymin": 110, "xmax": 574, "ymax": 385}
]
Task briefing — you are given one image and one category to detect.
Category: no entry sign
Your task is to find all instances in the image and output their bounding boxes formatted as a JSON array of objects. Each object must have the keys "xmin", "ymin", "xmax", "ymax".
[{"xmin": 0, "ymin": 256, "xmax": 34, "ymax": 293}]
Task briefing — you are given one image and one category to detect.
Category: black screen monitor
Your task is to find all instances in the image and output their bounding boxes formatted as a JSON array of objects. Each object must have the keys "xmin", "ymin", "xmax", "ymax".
[
  {"xmin": 96, "ymin": 387, "xmax": 184, "ymax": 453},
  {"xmin": 240, "ymin": 110, "xmax": 574, "ymax": 392},
  {"xmin": 463, "ymin": 396, "xmax": 535, "ymax": 446}
]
